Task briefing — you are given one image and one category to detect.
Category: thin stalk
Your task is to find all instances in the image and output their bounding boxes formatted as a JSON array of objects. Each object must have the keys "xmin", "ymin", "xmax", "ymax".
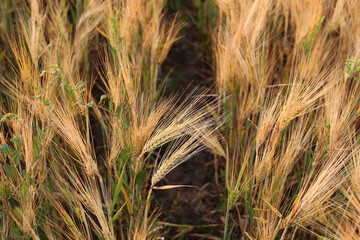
[
  {"xmin": 144, "ymin": 187, "xmax": 153, "ymax": 231},
  {"xmin": 224, "ymin": 142, "xmax": 230, "ymax": 240},
  {"xmin": 280, "ymin": 224, "xmax": 289, "ymax": 240},
  {"xmin": 129, "ymin": 174, "xmax": 136, "ymax": 240},
  {"xmin": 214, "ymin": 154, "xmax": 219, "ymax": 187},
  {"xmin": 280, "ymin": 208, "xmax": 295, "ymax": 240},
  {"xmin": 291, "ymin": 226, "xmax": 298, "ymax": 240},
  {"xmin": 215, "ymin": 93, "xmax": 222, "ymax": 188},
  {"xmin": 85, "ymin": 108, "xmax": 91, "ymax": 150},
  {"xmin": 223, "ymin": 196, "xmax": 231, "ymax": 240},
  {"xmin": 129, "ymin": 153, "xmax": 142, "ymax": 239},
  {"xmin": 151, "ymin": 58, "xmax": 158, "ymax": 99},
  {"xmin": 225, "ymin": 146, "xmax": 229, "ymax": 198}
]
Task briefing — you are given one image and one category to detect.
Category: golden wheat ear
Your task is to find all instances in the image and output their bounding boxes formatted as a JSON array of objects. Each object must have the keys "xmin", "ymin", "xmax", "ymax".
[
  {"xmin": 151, "ymin": 132, "xmax": 204, "ymax": 187},
  {"xmin": 143, "ymin": 90, "xmax": 221, "ymax": 187},
  {"xmin": 140, "ymin": 89, "xmax": 217, "ymax": 154}
]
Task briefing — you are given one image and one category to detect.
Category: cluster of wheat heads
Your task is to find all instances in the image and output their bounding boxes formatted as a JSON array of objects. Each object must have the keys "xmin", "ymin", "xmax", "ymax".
[
  {"xmin": 0, "ymin": 0, "xmax": 224, "ymax": 239},
  {"xmin": 2, "ymin": 0, "xmax": 360, "ymax": 239},
  {"xmin": 215, "ymin": 0, "xmax": 360, "ymax": 239}
]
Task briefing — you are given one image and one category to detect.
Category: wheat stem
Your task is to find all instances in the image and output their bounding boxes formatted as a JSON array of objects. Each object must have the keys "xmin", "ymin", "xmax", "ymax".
[{"xmin": 223, "ymin": 196, "xmax": 231, "ymax": 240}]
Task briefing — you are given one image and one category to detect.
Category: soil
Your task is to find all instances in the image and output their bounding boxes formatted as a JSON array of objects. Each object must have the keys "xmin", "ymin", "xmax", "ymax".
[
  {"xmin": 152, "ymin": 2, "xmax": 227, "ymax": 239},
  {"xmin": 153, "ymin": 151, "xmax": 224, "ymax": 238},
  {"xmin": 161, "ymin": 3, "xmax": 214, "ymax": 92}
]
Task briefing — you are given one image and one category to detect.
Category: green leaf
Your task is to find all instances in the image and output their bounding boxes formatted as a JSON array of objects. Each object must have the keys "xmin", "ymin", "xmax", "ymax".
[
  {"xmin": 49, "ymin": 64, "xmax": 59, "ymax": 68},
  {"xmin": 305, "ymin": 151, "xmax": 314, "ymax": 171},
  {"xmin": 0, "ymin": 210, "xmax": 8, "ymax": 220},
  {"xmin": 295, "ymin": 170, "xmax": 302, "ymax": 185},
  {"xmin": 0, "ymin": 144, "xmax": 14, "ymax": 156},
  {"xmin": 20, "ymin": 181, "xmax": 28, "ymax": 197},
  {"xmin": 65, "ymin": 85, "xmax": 74, "ymax": 94},
  {"xmin": 154, "ymin": 68, "xmax": 173, "ymax": 100},
  {"xmin": 346, "ymin": 64, "xmax": 352, "ymax": 74},
  {"xmin": 136, "ymin": 169, "xmax": 147, "ymax": 190},
  {"xmin": 20, "ymin": 170, "xmax": 32, "ymax": 197},
  {"xmin": 12, "ymin": 149, "xmax": 22, "ymax": 166},
  {"xmin": 37, "ymin": 226, "xmax": 49, "ymax": 240},
  {"xmin": 8, "ymin": 198, "xmax": 20, "ymax": 208},
  {"xmin": 75, "ymin": 100, "xmax": 84, "ymax": 106},
  {"xmin": 115, "ymin": 104, "xmax": 123, "ymax": 119},
  {"xmin": 112, "ymin": 200, "xmax": 128, "ymax": 223},
  {"xmin": 118, "ymin": 149, "xmax": 130, "ymax": 166},
  {"xmin": 35, "ymin": 86, "xmax": 45, "ymax": 93},
  {"xmin": 39, "ymin": 70, "xmax": 47, "ymax": 77},
  {"xmin": 110, "ymin": 164, "xmax": 126, "ymax": 213},
  {"xmin": 4, "ymin": 164, "xmax": 17, "ymax": 181},
  {"xmin": 194, "ymin": 0, "xmax": 201, "ymax": 8},
  {"xmin": 118, "ymin": 36, "xmax": 125, "ymax": 44},
  {"xmin": 10, "ymin": 135, "xmax": 22, "ymax": 147},
  {"xmin": 315, "ymin": 16, "xmax": 325, "ymax": 34},
  {"xmin": 99, "ymin": 95, "xmax": 107, "ymax": 105},
  {"xmin": 92, "ymin": 228, "xmax": 102, "ymax": 240},
  {"xmin": 33, "ymin": 143, "xmax": 39, "ymax": 160},
  {"xmin": 111, "ymin": 48, "xmax": 117, "ymax": 58},
  {"xmin": 86, "ymin": 101, "xmax": 94, "ymax": 108},
  {"xmin": 11, "ymin": 226, "xmax": 22, "ymax": 238},
  {"xmin": 52, "ymin": 75, "xmax": 62, "ymax": 80},
  {"xmin": 227, "ymin": 225, "xmax": 235, "ymax": 240},
  {"xmin": 76, "ymin": 81, "xmax": 85, "ymax": 90},
  {"xmin": 303, "ymin": 16, "xmax": 325, "ymax": 56},
  {"xmin": 1, "ymin": 113, "xmax": 13, "ymax": 122},
  {"xmin": 33, "ymin": 95, "xmax": 41, "ymax": 99}
]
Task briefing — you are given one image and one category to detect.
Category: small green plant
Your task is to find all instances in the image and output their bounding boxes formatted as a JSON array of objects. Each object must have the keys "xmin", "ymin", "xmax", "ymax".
[
  {"xmin": 0, "ymin": 113, "xmax": 22, "ymax": 122},
  {"xmin": 303, "ymin": 16, "xmax": 325, "ymax": 55},
  {"xmin": 345, "ymin": 59, "xmax": 360, "ymax": 77}
]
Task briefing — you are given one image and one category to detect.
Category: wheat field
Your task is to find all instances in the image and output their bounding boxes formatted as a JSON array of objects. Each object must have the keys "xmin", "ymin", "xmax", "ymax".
[{"xmin": 1, "ymin": 0, "xmax": 360, "ymax": 239}]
